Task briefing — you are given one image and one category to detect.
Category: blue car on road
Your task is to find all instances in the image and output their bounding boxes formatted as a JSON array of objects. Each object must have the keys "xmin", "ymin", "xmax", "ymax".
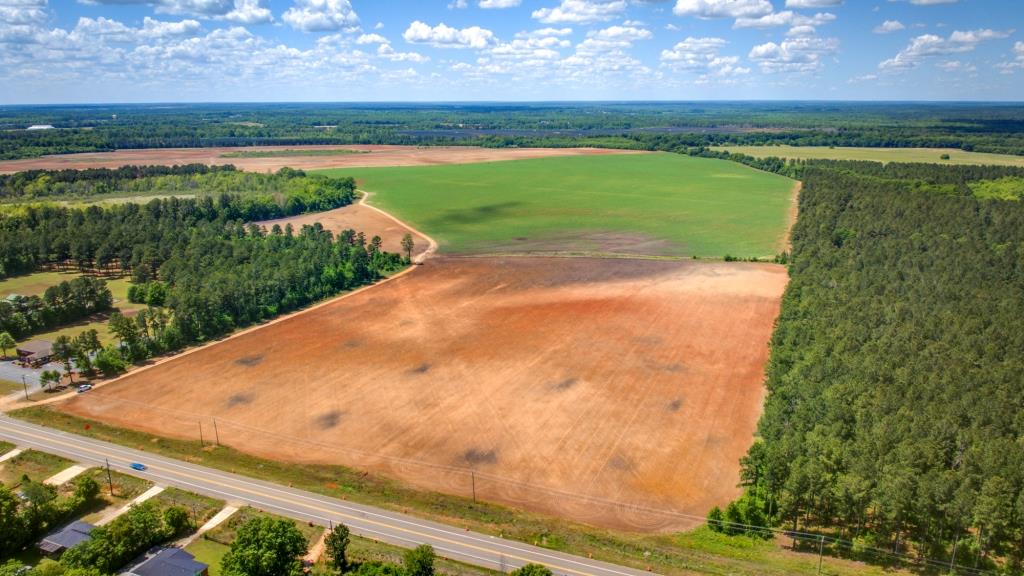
[{"xmin": 129, "ymin": 463, "xmax": 147, "ymax": 471}]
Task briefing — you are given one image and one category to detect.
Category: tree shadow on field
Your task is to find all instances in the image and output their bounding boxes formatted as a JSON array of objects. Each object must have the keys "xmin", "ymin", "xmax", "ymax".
[{"xmin": 426, "ymin": 201, "xmax": 524, "ymax": 228}]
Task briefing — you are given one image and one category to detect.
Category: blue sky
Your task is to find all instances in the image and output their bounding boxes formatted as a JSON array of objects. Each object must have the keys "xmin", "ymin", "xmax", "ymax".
[{"xmin": 1, "ymin": 0, "xmax": 1021, "ymax": 103}]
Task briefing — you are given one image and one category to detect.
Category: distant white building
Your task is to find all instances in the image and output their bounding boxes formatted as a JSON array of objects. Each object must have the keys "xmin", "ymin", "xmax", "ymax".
[{"xmin": 26, "ymin": 124, "xmax": 55, "ymax": 130}]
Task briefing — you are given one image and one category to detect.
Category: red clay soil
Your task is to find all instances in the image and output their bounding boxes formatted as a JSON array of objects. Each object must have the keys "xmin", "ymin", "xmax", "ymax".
[
  {"xmin": 256, "ymin": 202, "xmax": 429, "ymax": 259},
  {"xmin": 61, "ymin": 256, "xmax": 786, "ymax": 532},
  {"xmin": 0, "ymin": 145, "xmax": 645, "ymax": 174}
]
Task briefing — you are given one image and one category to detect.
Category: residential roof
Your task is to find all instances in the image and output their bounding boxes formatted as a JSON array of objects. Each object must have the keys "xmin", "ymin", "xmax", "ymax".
[
  {"xmin": 16, "ymin": 340, "xmax": 52, "ymax": 356},
  {"xmin": 124, "ymin": 548, "xmax": 207, "ymax": 576},
  {"xmin": 38, "ymin": 520, "xmax": 94, "ymax": 554}
]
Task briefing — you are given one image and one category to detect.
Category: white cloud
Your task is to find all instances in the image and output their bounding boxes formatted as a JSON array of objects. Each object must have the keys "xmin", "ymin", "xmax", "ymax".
[
  {"xmin": 786, "ymin": 0, "xmax": 842, "ymax": 6},
  {"xmin": 733, "ymin": 10, "xmax": 835, "ymax": 29},
  {"xmin": 403, "ymin": 20, "xmax": 495, "ymax": 49},
  {"xmin": 223, "ymin": 0, "xmax": 271, "ymax": 24},
  {"xmin": 479, "ymin": 0, "xmax": 521, "ymax": 7},
  {"xmin": 588, "ymin": 24, "xmax": 651, "ymax": 42},
  {"xmin": 356, "ymin": 33, "xmax": 386, "ymax": 44},
  {"xmin": 879, "ymin": 28, "xmax": 1010, "ymax": 70},
  {"xmin": 377, "ymin": 43, "xmax": 429, "ymax": 62},
  {"xmin": 660, "ymin": 35, "xmax": 749, "ymax": 80},
  {"xmin": 873, "ymin": 20, "xmax": 905, "ymax": 34},
  {"xmin": 532, "ymin": 0, "xmax": 627, "ymax": 24},
  {"xmin": 515, "ymin": 27, "xmax": 572, "ymax": 38},
  {"xmin": 73, "ymin": 0, "xmax": 271, "ymax": 23},
  {"xmin": 282, "ymin": 0, "xmax": 358, "ymax": 32},
  {"xmin": 749, "ymin": 35, "xmax": 839, "ymax": 73},
  {"xmin": 673, "ymin": 0, "xmax": 773, "ymax": 19},
  {"xmin": 996, "ymin": 41, "xmax": 1023, "ymax": 74}
]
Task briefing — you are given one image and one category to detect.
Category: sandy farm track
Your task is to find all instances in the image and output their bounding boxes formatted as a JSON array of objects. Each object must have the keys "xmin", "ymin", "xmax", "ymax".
[
  {"xmin": 0, "ymin": 145, "xmax": 644, "ymax": 174},
  {"xmin": 61, "ymin": 256, "xmax": 787, "ymax": 532}
]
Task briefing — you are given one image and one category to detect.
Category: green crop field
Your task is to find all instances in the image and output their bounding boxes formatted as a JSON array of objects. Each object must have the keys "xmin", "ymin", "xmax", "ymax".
[
  {"xmin": 717, "ymin": 145, "xmax": 1024, "ymax": 167},
  {"xmin": 325, "ymin": 153, "xmax": 797, "ymax": 259}
]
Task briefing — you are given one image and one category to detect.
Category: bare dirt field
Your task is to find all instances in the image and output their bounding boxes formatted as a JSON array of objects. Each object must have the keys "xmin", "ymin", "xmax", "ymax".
[
  {"xmin": 0, "ymin": 145, "xmax": 644, "ymax": 174},
  {"xmin": 256, "ymin": 200, "xmax": 430, "ymax": 260},
  {"xmin": 60, "ymin": 256, "xmax": 786, "ymax": 532}
]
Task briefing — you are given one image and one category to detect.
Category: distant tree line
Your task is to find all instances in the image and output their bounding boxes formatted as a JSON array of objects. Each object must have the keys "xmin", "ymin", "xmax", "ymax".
[
  {"xmin": 715, "ymin": 161, "xmax": 1024, "ymax": 571},
  {"xmin": 0, "ymin": 169, "xmax": 356, "ymax": 279},
  {"xmin": 0, "ymin": 277, "xmax": 112, "ymax": 339},
  {"xmin": 2, "ymin": 103, "xmax": 1023, "ymax": 159},
  {"xmin": 0, "ymin": 164, "xmax": 349, "ymax": 203}
]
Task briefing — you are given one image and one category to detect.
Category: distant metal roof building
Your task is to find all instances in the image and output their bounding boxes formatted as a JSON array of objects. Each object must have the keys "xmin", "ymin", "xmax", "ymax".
[
  {"xmin": 26, "ymin": 125, "xmax": 55, "ymax": 130},
  {"xmin": 38, "ymin": 520, "xmax": 94, "ymax": 556},
  {"xmin": 122, "ymin": 547, "xmax": 208, "ymax": 576}
]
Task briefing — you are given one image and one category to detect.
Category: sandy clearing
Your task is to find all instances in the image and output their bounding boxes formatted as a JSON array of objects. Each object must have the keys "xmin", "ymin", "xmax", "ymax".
[
  {"xmin": 0, "ymin": 145, "xmax": 646, "ymax": 174},
  {"xmin": 256, "ymin": 193, "xmax": 432, "ymax": 260},
  {"xmin": 60, "ymin": 256, "xmax": 787, "ymax": 532}
]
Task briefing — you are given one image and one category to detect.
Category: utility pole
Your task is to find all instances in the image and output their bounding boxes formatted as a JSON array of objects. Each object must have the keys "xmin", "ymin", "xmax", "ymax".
[
  {"xmin": 198, "ymin": 421, "xmax": 204, "ymax": 446},
  {"xmin": 471, "ymin": 471, "xmax": 476, "ymax": 502},
  {"xmin": 817, "ymin": 534, "xmax": 824, "ymax": 576},
  {"xmin": 213, "ymin": 418, "xmax": 220, "ymax": 446},
  {"xmin": 22, "ymin": 375, "xmax": 28, "ymax": 401},
  {"xmin": 105, "ymin": 458, "xmax": 114, "ymax": 496}
]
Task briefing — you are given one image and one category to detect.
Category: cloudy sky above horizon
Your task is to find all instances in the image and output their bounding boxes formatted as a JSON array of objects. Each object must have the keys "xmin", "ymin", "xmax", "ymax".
[{"xmin": 1, "ymin": 0, "xmax": 1022, "ymax": 104}]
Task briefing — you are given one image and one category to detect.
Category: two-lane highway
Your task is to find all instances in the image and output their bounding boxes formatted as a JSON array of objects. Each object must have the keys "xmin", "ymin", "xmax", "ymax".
[{"xmin": 0, "ymin": 416, "xmax": 655, "ymax": 576}]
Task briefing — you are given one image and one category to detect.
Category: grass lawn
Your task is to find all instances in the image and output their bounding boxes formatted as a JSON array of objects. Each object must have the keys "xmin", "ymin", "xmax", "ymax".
[
  {"xmin": 13, "ymin": 406, "xmax": 910, "ymax": 576},
  {"xmin": 205, "ymin": 506, "xmax": 323, "ymax": 548},
  {"xmin": 717, "ymin": 145, "xmax": 1024, "ymax": 167},
  {"xmin": 0, "ymin": 441, "xmax": 13, "ymax": 454},
  {"xmin": 0, "ymin": 270, "xmax": 85, "ymax": 296},
  {"xmin": 79, "ymin": 469, "xmax": 155, "ymax": 524},
  {"xmin": 347, "ymin": 535, "xmax": 498, "ymax": 576},
  {"xmin": 152, "ymin": 487, "xmax": 225, "ymax": 526},
  {"xmin": 326, "ymin": 153, "xmax": 797, "ymax": 259},
  {"xmin": 0, "ymin": 379, "xmax": 23, "ymax": 395},
  {"xmin": 1, "ymin": 271, "xmax": 148, "ymax": 347},
  {"xmin": 185, "ymin": 538, "xmax": 230, "ymax": 576},
  {"xmin": 0, "ymin": 449, "xmax": 74, "ymax": 486}
]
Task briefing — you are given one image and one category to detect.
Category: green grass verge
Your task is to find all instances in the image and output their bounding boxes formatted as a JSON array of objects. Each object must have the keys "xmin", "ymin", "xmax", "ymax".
[
  {"xmin": 0, "ymin": 379, "xmax": 23, "ymax": 395},
  {"xmin": 220, "ymin": 149, "xmax": 364, "ymax": 158},
  {"xmin": 11, "ymin": 406, "xmax": 907, "ymax": 576},
  {"xmin": 0, "ymin": 449, "xmax": 74, "ymax": 486},
  {"xmin": 205, "ymin": 506, "xmax": 323, "ymax": 548},
  {"xmin": 79, "ymin": 468, "xmax": 155, "ymax": 524},
  {"xmin": 0, "ymin": 441, "xmax": 13, "ymax": 454},
  {"xmin": 716, "ymin": 145, "xmax": 1024, "ymax": 167},
  {"xmin": 324, "ymin": 153, "xmax": 796, "ymax": 259},
  {"xmin": 152, "ymin": 487, "xmax": 225, "ymax": 526}
]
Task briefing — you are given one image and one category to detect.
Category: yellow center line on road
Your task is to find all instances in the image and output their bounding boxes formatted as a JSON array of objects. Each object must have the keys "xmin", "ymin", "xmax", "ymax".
[{"xmin": 1, "ymin": 424, "xmax": 631, "ymax": 576}]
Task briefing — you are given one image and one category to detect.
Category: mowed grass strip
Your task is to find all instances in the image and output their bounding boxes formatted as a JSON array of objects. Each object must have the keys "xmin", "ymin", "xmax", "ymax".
[
  {"xmin": 717, "ymin": 145, "xmax": 1024, "ymax": 167},
  {"xmin": 324, "ymin": 153, "xmax": 796, "ymax": 259},
  {"xmin": 0, "ymin": 449, "xmax": 74, "ymax": 486}
]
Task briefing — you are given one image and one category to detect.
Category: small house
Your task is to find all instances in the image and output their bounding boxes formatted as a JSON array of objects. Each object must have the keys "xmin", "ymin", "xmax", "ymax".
[
  {"xmin": 38, "ymin": 520, "xmax": 94, "ymax": 557},
  {"xmin": 122, "ymin": 547, "xmax": 209, "ymax": 576},
  {"xmin": 16, "ymin": 340, "xmax": 53, "ymax": 366}
]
